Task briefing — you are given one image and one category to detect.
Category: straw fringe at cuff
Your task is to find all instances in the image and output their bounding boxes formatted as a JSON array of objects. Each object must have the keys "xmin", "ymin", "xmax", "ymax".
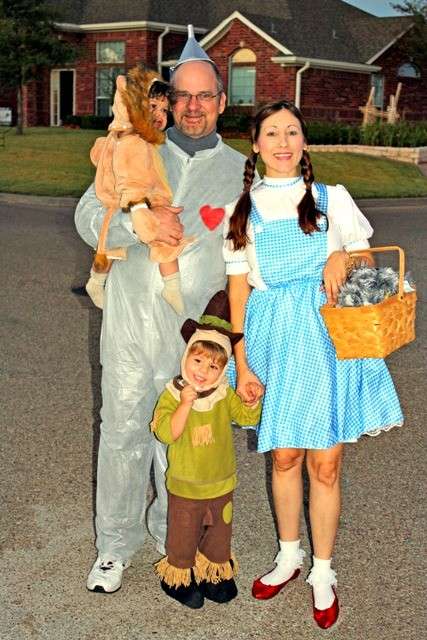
[
  {"xmin": 194, "ymin": 550, "xmax": 239, "ymax": 584},
  {"xmin": 154, "ymin": 556, "xmax": 191, "ymax": 588}
]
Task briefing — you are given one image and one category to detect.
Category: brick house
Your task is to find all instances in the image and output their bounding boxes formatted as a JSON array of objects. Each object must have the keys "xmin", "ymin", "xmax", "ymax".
[{"xmin": 2, "ymin": 0, "xmax": 426, "ymax": 126}]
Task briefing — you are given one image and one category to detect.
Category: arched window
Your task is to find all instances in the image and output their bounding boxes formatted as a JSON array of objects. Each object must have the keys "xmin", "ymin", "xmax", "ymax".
[
  {"xmin": 229, "ymin": 48, "xmax": 256, "ymax": 106},
  {"xmin": 397, "ymin": 62, "xmax": 420, "ymax": 79}
]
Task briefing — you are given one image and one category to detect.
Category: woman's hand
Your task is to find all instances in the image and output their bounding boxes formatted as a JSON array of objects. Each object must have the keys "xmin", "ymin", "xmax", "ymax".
[
  {"xmin": 236, "ymin": 368, "xmax": 264, "ymax": 406},
  {"xmin": 322, "ymin": 250, "xmax": 348, "ymax": 306}
]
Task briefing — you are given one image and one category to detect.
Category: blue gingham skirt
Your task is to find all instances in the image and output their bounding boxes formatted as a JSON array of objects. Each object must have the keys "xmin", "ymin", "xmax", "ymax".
[{"xmin": 242, "ymin": 278, "xmax": 403, "ymax": 452}]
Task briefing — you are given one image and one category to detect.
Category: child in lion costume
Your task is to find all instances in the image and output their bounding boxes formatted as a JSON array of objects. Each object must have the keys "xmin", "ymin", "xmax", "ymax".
[{"xmin": 86, "ymin": 66, "xmax": 193, "ymax": 313}]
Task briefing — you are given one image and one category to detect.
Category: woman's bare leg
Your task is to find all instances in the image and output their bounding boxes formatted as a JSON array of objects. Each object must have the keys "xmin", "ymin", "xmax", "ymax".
[
  {"xmin": 306, "ymin": 444, "xmax": 344, "ymax": 559},
  {"xmin": 272, "ymin": 448, "xmax": 305, "ymax": 541}
]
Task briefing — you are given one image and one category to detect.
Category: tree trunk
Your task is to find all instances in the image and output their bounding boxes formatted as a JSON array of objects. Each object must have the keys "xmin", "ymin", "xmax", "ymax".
[{"xmin": 16, "ymin": 84, "xmax": 24, "ymax": 135}]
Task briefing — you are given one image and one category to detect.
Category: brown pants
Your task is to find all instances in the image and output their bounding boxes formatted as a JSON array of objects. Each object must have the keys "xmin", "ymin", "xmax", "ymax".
[{"xmin": 166, "ymin": 491, "xmax": 233, "ymax": 570}]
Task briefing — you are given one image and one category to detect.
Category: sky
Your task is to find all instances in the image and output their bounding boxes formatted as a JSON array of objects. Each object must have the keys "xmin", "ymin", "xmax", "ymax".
[{"xmin": 343, "ymin": 0, "xmax": 403, "ymax": 15}]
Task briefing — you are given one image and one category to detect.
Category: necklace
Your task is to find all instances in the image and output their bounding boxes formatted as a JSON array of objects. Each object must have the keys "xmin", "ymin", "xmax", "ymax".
[{"xmin": 262, "ymin": 176, "xmax": 303, "ymax": 188}]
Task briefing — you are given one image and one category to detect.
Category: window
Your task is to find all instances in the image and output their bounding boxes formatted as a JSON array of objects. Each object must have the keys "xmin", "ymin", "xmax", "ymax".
[
  {"xmin": 229, "ymin": 48, "xmax": 256, "ymax": 106},
  {"xmin": 96, "ymin": 67, "xmax": 125, "ymax": 116},
  {"xmin": 397, "ymin": 62, "xmax": 420, "ymax": 79},
  {"xmin": 96, "ymin": 41, "xmax": 125, "ymax": 64},
  {"xmin": 95, "ymin": 41, "xmax": 126, "ymax": 116},
  {"xmin": 371, "ymin": 73, "xmax": 384, "ymax": 109}
]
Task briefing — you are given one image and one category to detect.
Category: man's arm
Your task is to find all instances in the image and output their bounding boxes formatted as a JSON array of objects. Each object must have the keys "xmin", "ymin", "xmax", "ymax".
[
  {"xmin": 75, "ymin": 184, "xmax": 138, "ymax": 249},
  {"xmin": 75, "ymin": 184, "xmax": 184, "ymax": 249}
]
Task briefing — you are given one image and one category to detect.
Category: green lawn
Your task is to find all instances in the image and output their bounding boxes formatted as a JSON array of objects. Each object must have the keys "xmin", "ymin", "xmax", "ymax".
[
  {"xmin": 1, "ymin": 127, "xmax": 426, "ymax": 198},
  {"xmin": 0, "ymin": 127, "xmax": 99, "ymax": 197},
  {"xmin": 229, "ymin": 138, "xmax": 427, "ymax": 199}
]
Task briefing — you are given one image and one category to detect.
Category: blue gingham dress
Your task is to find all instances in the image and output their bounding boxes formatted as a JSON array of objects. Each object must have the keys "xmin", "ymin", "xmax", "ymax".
[{"xmin": 243, "ymin": 183, "xmax": 403, "ymax": 452}]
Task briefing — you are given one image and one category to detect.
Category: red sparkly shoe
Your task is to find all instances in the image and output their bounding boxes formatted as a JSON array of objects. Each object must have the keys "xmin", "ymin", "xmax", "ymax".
[
  {"xmin": 252, "ymin": 568, "xmax": 300, "ymax": 600},
  {"xmin": 312, "ymin": 587, "xmax": 339, "ymax": 629}
]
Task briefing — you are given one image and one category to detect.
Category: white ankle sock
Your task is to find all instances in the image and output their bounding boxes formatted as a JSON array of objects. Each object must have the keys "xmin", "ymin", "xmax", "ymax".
[
  {"xmin": 86, "ymin": 269, "xmax": 107, "ymax": 309},
  {"xmin": 161, "ymin": 272, "xmax": 184, "ymax": 315},
  {"xmin": 306, "ymin": 556, "xmax": 337, "ymax": 610},
  {"xmin": 260, "ymin": 540, "xmax": 305, "ymax": 586}
]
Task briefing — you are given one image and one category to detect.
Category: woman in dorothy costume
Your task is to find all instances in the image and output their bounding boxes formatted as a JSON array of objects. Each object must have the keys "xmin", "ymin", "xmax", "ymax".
[{"xmin": 223, "ymin": 100, "xmax": 403, "ymax": 629}]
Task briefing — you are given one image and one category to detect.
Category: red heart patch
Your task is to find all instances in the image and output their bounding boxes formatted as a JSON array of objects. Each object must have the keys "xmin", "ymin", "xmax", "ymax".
[{"xmin": 199, "ymin": 204, "xmax": 225, "ymax": 231}]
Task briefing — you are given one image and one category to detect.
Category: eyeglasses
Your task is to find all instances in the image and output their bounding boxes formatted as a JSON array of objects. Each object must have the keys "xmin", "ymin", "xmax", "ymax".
[{"xmin": 171, "ymin": 90, "xmax": 221, "ymax": 104}]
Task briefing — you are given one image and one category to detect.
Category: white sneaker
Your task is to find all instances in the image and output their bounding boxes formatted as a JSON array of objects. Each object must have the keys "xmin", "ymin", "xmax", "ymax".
[{"xmin": 86, "ymin": 557, "xmax": 130, "ymax": 593}]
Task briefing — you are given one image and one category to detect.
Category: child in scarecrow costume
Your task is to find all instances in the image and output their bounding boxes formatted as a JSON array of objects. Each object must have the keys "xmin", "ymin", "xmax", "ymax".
[
  {"xmin": 151, "ymin": 291, "xmax": 262, "ymax": 608},
  {"xmin": 86, "ymin": 65, "xmax": 194, "ymax": 313}
]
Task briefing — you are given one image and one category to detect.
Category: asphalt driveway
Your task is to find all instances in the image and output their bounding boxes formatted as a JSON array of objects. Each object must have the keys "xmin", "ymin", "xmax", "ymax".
[{"xmin": 1, "ymin": 194, "xmax": 426, "ymax": 640}]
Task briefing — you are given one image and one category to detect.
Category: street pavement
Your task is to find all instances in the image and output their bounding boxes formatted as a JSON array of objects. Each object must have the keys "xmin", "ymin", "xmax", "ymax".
[{"xmin": 1, "ymin": 195, "xmax": 426, "ymax": 640}]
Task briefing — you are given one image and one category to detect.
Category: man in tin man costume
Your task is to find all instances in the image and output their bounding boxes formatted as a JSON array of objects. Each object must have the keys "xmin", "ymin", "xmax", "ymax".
[{"xmin": 75, "ymin": 25, "xmax": 248, "ymax": 593}]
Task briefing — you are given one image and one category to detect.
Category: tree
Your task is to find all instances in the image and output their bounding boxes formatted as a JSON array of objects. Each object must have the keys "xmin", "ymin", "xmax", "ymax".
[
  {"xmin": 392, "ymin": 1, "xmax": 427, "ymax": 66},
  {"xmin": 0, "ymin": 0, "xmax": 78, "ymax": 134}
]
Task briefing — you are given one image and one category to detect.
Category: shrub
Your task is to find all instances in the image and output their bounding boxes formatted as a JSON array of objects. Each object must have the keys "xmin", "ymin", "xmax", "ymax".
[
  {"xmin": 305, "ymin": 122, "xmax": 361, "ymax": 145},
  {"xmin": 62, "ymin": 114, "xmax": 112, "ymax": 130},
  {"xmin": 62, "ymin": 112, "xmax": 427, "ymax": 147},
  {"xmin": 306, "ymin": 120, "xmax": 427, "ymax": 147},
  {"xmin": 354, "ymin": 121, "xmax": 427, "ymax": 147},
  {"xmin": 217, "ymin": 108, "xmax": 252, "ymax": 134},
  {"xmin": 62, "ymin": 115, "xmax": 81, "ymax": 127}
]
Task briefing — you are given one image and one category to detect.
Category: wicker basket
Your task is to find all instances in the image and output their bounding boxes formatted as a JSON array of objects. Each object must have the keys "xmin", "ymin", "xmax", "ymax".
[{"xmin": 320, "ymin": 246, "xmax": 416, "ymax": 359}]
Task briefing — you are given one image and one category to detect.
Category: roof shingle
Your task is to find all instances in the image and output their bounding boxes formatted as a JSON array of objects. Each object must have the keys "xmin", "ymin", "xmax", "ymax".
[{"xmin": 53, "ymin": 0, "xmax": 412, "ymax": 64}]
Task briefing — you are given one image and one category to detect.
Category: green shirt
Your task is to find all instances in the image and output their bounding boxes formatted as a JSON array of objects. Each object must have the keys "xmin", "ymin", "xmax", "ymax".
[{"xmin": 152, "ymin": 386, "xmax": 261, "ymax": 500}]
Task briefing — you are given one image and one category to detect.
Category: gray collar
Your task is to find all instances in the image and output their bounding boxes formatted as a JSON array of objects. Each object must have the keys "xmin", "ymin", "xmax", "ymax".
[{"xmin": 166, "ymin": 126, "xmax": 218, "ymax": 157}]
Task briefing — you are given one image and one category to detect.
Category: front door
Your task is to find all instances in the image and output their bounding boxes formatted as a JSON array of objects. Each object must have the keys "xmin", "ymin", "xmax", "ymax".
[{"xmin": 50, "ymin": 69, "xmax": 75, "ymax": 126}]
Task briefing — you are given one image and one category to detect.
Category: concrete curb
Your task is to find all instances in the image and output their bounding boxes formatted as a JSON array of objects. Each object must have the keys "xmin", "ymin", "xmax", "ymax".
[
  {"xmin": 1, "ymin": 192, "xmax": 426, "ymax": 210},
  {"xmin": 0, "ymin": 192, "xmax": 79, "ymax": 208},
  {"xmin": 310, "ymin": 144, "xmax": 427, "ymax": 166},
  {"xmin": 356, "ymin": 196, "xmax": 427, "ymax": 208}
]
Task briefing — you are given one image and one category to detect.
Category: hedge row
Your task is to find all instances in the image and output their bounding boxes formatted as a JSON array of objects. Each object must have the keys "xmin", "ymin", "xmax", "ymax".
[
  {"xmin": 63, "ymin": 114, "xmax": 112, "ymax": 130},
  {"xmin": 219, "ymin": 115, "xmax": 427, "ymax": 147},
  {"xmin": 63, "ymin": 113, "xmax": 427, "ymax": 148},
  {"xmin": 306, "ymin": 121, "xmax": 427, "ymax": 147}
]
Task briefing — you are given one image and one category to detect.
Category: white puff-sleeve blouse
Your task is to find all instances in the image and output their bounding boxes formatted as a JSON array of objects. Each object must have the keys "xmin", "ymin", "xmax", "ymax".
[{"xmin": 223, "ymin": 177, "xmax": 373, "ymax": 291}]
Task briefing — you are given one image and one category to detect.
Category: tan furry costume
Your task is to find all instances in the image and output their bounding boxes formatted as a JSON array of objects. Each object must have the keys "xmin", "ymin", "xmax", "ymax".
[{"xmin": 89, "ymin": 67, "xmax": 193, "ymax": 277}]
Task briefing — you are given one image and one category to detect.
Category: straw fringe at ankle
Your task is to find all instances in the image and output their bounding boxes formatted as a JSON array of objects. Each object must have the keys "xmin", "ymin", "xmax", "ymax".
[
  {"xmin": 154, "ymin": 556, "xmax": 191, "ymax": 588},
  {"xmin": 194, "ymin": 550, "xmax": 238, "ymax": 584}
]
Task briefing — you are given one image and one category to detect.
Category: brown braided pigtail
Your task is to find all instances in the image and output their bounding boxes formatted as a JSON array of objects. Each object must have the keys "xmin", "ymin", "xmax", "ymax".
[
  {"xmin": 227, "ymin": 150, "xmax": 258, "ymax": 250},
  {"xmin": 298, "ymin": 149, "xmax": 327, "ymax": 234}
]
